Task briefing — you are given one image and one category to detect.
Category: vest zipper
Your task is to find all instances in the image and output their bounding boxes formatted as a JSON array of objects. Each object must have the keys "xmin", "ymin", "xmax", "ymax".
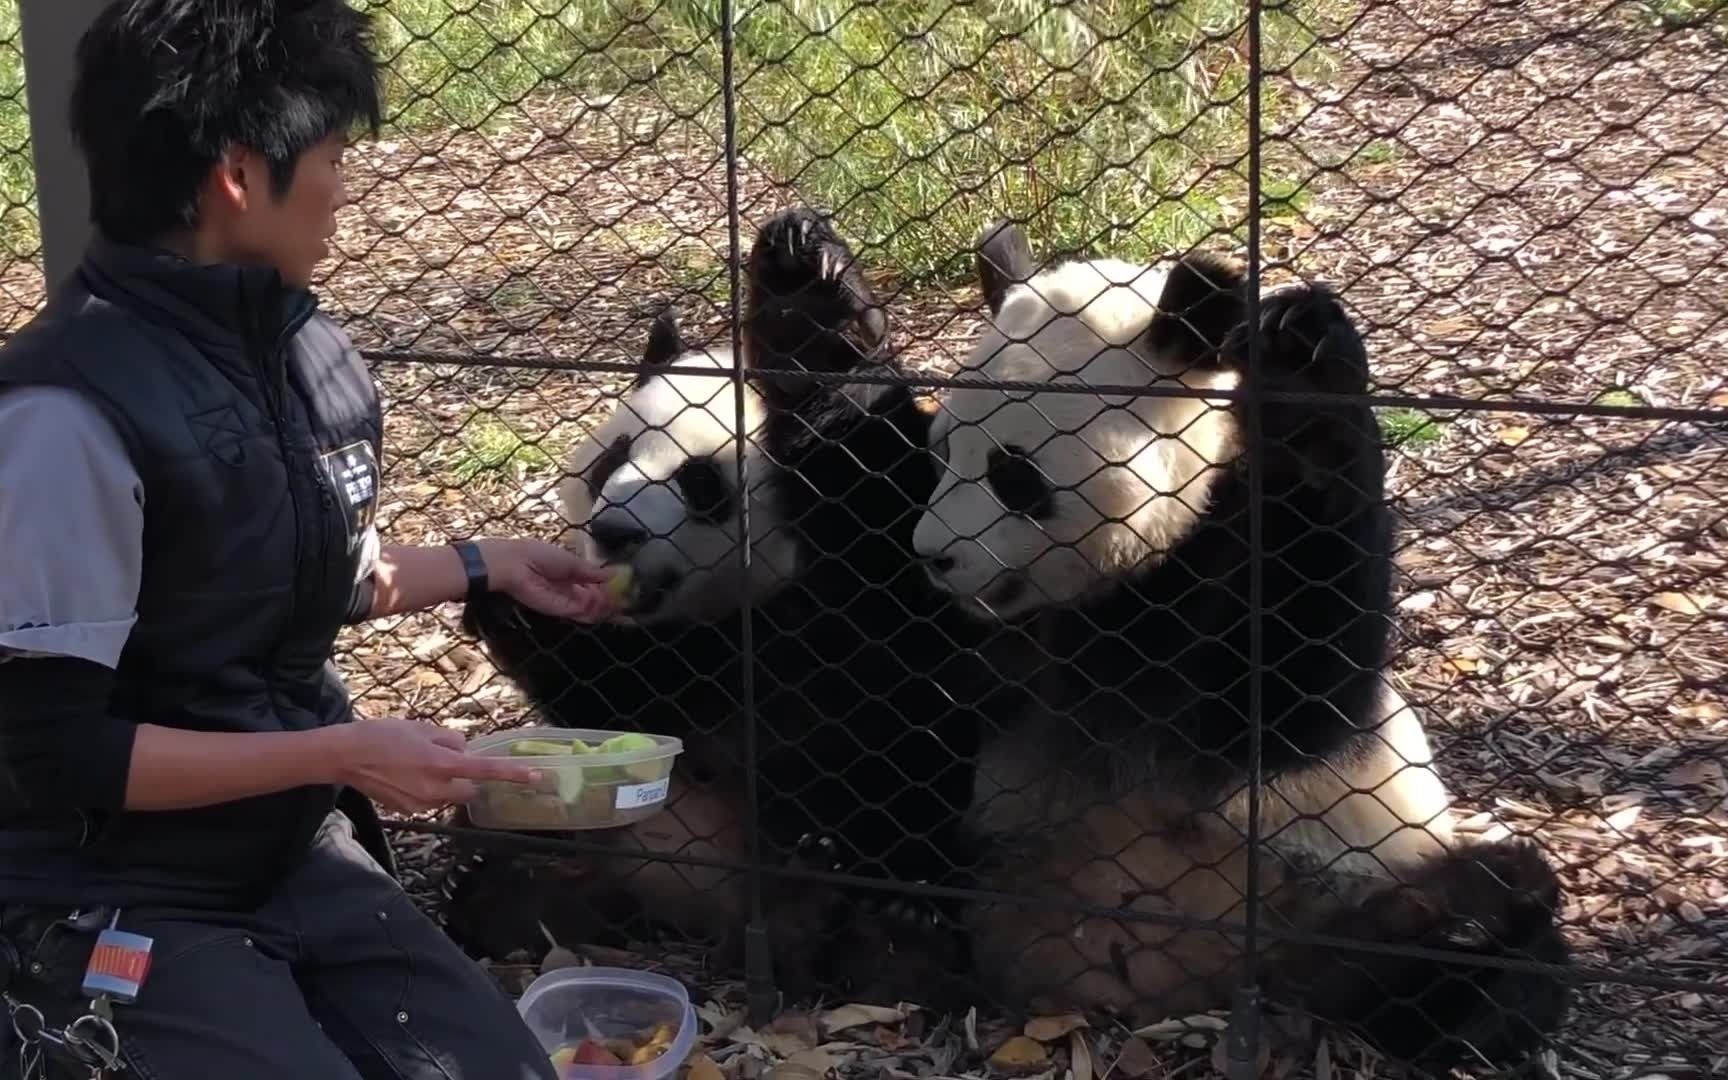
[
  {"xmin": 252, "ymin": 295, "xmax": 319, "ymax": 716},
  {"xmin": 274, "ymin": 315, "xmax": 338, "ymax": 632}
]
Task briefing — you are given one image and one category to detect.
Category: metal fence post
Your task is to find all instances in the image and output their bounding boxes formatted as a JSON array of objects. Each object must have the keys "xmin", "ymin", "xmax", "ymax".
[{"xmin": 18, "ymin": 0, "xmax": 104, "ymax": 290}]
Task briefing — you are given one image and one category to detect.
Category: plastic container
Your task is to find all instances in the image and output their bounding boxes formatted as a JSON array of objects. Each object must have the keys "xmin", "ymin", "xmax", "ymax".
[
  {"xmin": 518, "ymin": 966, "xmax": 697, "ymax": 1080},
  {"xmin": 464, "ymin": 727, "xmax": 683, "ymax": 831}
]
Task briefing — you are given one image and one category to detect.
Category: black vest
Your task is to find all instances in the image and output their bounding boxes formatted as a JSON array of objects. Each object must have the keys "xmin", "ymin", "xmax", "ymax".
[{"xmin": 0, "ymin": 237, "xmax": 383, "ymax": 909}]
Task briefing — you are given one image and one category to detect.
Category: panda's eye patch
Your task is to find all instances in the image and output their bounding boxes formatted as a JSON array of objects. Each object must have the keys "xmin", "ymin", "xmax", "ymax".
[
  {"xmin": 586, "ymin": 434, "xmax": 631, "ymax": 498},
  {"xmin": 986, "ymin": 444, "xmax": 1053, "ymax": 519},
  {"xmin": 675, "ymin": 458, "xmax": 735, "ymax": 523}
]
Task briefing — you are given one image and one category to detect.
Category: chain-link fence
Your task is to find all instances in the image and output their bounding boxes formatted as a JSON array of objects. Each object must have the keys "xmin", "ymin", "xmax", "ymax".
[
  {"xmin": 0, "ymin": 2, "xmax": 41, "ymax": 332},
  {"xmin": 4, "ymin": 0, "xmax": 1727, "ymax": 1077}
]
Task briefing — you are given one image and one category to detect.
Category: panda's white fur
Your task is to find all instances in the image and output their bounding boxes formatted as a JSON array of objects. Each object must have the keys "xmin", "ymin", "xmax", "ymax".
[
  {"xmin": 554, "ymin": 341, "xmax": 801, "ymax": 624},
  {"xmin": 902, "ymin": 220, "xmax": 1569, "ymax": 1072},
  {"xmin": 916, "ymin": 256, "xmax": 1244, "ymax": 616}
]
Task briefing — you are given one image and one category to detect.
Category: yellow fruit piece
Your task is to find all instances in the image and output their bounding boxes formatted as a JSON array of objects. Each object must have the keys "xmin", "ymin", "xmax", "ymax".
[
  {"xmin": 598, "ymin": 733, "xmax": 656, "ymax": 754},
  {"xmin": 606, "ymin": 566, "xmax": 636, "ymax": 602},
  {"xmin": 509, "ymin": 739, "xmax": 578, "ymax": 757}
]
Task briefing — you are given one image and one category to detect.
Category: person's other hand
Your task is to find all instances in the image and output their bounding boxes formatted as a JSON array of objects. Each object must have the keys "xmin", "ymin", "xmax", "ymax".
[
  {"xmin": 331, "ymin": 717, "xmax": 543, "ymax": 814},
  {"xmin": 476, "ymin": 537, "xmax": 623, "ymax": 622}
]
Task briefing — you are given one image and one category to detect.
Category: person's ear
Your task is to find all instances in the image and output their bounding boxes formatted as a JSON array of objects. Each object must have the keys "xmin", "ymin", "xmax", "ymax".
[{"xmin": 205, "ymin": 145, "xmax": 258, "ymax": 216}]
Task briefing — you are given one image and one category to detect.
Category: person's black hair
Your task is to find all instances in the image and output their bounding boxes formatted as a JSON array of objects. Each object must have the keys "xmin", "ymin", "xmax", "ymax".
[{"xmin": 68, "ymin": 0, "xmax": 383, "ymax": 245}]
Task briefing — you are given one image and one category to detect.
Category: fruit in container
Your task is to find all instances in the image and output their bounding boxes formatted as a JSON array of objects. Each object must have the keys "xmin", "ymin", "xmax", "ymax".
[
  {"xmin": 509, "ymin": 739, "xmax": 581, "ymax": 757},
  {"xmin": 547, "ymin": 1023, "xmax": 675, "ymax": 1076}
]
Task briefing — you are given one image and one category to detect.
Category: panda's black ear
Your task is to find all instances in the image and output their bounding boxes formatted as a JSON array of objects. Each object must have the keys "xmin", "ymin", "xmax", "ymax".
[
  {"xmin": 976, "ymin": 218, "xmax": 1036, "ymax": 317},
  {"xmin": 1144, "ymin": 251, "xmax": 1247, "ymax": 370},
  {"xmin": 639, "ymin": 307, "xmax": 686, "ymax": 382}
]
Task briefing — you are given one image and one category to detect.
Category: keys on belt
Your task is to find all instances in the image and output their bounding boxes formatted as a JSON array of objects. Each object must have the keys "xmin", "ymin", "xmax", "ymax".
[{"xmin": 0, "ymin": 908, "xmax": 144, "ymax": 1079}]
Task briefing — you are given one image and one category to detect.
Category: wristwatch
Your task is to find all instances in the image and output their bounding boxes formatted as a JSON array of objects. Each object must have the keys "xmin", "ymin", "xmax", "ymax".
[{"xmin": 451, "ymin": 540, "xmax": 490, "ymax": 605}]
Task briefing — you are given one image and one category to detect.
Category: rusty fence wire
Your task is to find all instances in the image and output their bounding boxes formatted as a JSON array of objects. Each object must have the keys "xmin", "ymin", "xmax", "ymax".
[{"xmin": 3, "ymin": 0, "xmax": 1727, "ymax": 1077}]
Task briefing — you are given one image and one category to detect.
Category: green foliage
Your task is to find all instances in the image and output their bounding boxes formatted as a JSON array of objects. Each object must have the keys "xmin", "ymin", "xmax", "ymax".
[{"xmin": 0, "ymin": 0, "xmax": 1342, "ymax": 282}]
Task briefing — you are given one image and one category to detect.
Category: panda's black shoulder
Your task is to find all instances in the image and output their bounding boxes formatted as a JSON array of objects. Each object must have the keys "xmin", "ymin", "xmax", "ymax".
[{"xmin": 1145, "ymin": 250, "xmax": 1248, "ymax": 369}]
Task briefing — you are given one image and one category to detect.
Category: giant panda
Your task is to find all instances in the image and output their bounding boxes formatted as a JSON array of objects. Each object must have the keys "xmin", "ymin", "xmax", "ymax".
[
  {"xmin": 901, "ymin": 219, "xmax": 1573, "ymax": 1074},
  {"xmin": 445, "ymin": 205, "xmax": 985, "ymax": 997}
]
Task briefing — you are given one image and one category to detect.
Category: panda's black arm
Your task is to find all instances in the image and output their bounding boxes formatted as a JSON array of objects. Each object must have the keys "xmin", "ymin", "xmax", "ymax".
[
  {"xmin": 461, "ymin": 591, "xmax": 743, "ymax": 738},
  {"xmin": 1051, "ymin": 431, "xmax": 1393, "ymax": 795}
]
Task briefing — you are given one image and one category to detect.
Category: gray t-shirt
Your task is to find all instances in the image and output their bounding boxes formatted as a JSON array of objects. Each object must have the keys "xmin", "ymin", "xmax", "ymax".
[{"xmin": 0, "ymin": 385, "xmax": 380, "ymax": 670}]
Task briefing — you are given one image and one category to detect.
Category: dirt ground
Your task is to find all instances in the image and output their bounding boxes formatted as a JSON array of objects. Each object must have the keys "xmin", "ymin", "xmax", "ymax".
[{"xmin": 0, "ymin": 1, "xmax": 1722, "ymax": 1077}]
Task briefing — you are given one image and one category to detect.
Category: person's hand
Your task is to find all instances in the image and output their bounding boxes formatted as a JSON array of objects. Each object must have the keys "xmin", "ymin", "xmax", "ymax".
[
  {"xmin": 328, "ymin": 717, "xmax": 544, "ymax": 814},
  {"xmin": 476, "ymin": 537, "xmax": 623, "ymax": 622}
]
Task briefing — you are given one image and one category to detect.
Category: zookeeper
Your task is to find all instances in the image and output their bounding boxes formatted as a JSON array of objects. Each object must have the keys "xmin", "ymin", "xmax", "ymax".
[{"xmin": 0, "ymin": 1, "xmax": 619, "ymax": 1076}]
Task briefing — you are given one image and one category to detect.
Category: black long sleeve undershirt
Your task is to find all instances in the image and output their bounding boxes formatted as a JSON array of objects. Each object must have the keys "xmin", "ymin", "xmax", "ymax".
[{"xmin": 0, "ymin": 655, "xmax": 136, "ymax": 814}]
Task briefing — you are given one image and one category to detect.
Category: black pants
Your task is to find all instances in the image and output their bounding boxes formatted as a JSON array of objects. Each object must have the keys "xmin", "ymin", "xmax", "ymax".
[{"xmin": 0, "ymin": 812, "xmax": 557, "ymax": 1080}]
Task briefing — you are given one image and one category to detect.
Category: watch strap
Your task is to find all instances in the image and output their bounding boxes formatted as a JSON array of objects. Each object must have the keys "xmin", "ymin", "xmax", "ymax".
[{"xmin": 452, "ymin": 540, "xmax": 490, "ymax": 604}]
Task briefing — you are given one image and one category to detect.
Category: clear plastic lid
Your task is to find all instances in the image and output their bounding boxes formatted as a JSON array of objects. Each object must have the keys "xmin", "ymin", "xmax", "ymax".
[{"xmin": 517, "ymin": 966, "xmax": 697, "ymax": 1080}]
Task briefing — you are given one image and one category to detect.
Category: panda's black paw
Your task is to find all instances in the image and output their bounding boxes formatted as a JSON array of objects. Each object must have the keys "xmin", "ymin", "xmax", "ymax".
[
  {"xmin": 745, "ymin": 205, "xmax": 889, "ymax": 379},
  {"xmin": 855, "ymin": 882, "xmax": 961, "ymax": 934},
  {"xmin": 791, "ymin": 831, "xmax": 848, "ymax": 874},
  {"xmin": 1234, "ymin": 283, "xmax": 1369, "ymax": 395},
  {"xmin": 751, "ymin": 205, "xmax": 856, "ymax": 287}
]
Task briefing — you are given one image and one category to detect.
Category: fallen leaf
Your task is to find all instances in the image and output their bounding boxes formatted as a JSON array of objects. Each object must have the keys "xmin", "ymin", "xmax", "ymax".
[
  {"xmin": 1423, "ymin": 315, "xmax": 1477, "ymax": 335},
  {"xmin": 687, "ymin": 1054, "xmax": 725, "ymax": 1080},
  {"xmin": 1667, "ymin": 759, "xmax": 1728, "ymax": 796},
  {"xmin": 820, "ymin": 1003, "xmax": 907, "ymax": 1034},
  {"xmin": 762, "ymin": 1065, "xmax": 824, "ymax": 1080},
  {"xmin": 1397, "ymin": 590, "xmax": 1438, "ymax": 613},
  {"xmin": 1024, "ymin": 1013, "xmax": 1088, "ymax": 1042},
  {"xmin": 1496, "ymin": 424, "xmax": 1531, "ymax": 446},
  {"xmin": 538, "ymin": 946, "xmax": 584, "ymax": 974},
  {"xmin": 764, "ymin": 1013, "xmax": 821, "ymax": 1045},
  {"xmin": 988, "ymin": 1036, "xmax": 1049, "ymax": 1073},
  {"xmin": 1133, "ymin": 1014, "xmax": 1230, "ymax": 1041},
  {"xmin": 1652, "ymin": 591, "xmax": 1714, "ymax": 615},
  {"xmin": 1443, "ymin": 654, "xmax": 1480, "ymax": 675},
  {"xmin": 1069, "ymin": 1031, "xmax": 1094, "ymax": 1080},
  {"xmin": 1603, "ymin": 804, "xmax": 1643, "ymax": 833},
  {"xmin": 1111, "ymin": 1037, "xmax": 1159, "ymax": 1079},
  {"xmin": 730, "ymin": 1027, "xmax": 817, "ymax": 1058},
  {"xmin": 697, "ymin": 1002, "xmax": 744, "ymax": 1040},
  {"xmin": 785, "ymin": 1048, "xmax": 836, "ymax": 1075}
]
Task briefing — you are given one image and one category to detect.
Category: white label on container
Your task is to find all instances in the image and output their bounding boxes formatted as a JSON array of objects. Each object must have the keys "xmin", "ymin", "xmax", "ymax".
[{"xmin": 615, "ymin": 778, "xmax": 670, "ymax": 810}]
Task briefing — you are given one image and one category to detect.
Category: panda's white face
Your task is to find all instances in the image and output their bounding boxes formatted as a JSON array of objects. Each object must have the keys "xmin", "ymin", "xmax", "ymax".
[
  {"xmin": 556, "ymin": 349, "xmax": 799, "ymax": 623},
  {"xmin": 913, "ymin": 256, "xmax": 1242, "ymax": 621}
]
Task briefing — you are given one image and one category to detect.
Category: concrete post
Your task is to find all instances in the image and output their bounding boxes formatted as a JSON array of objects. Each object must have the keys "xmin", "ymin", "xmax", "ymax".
[{"xmin": 18, "ymin": 0, "xmax": 104, "ymax": 289}]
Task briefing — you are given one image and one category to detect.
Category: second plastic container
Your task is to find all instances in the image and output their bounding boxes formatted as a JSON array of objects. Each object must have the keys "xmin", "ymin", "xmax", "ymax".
[{"xmin": 517, "ymin": 966, "xmax": 698, "ymax": 1080}]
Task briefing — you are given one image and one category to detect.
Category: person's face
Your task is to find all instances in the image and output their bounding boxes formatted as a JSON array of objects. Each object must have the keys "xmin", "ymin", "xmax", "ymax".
[{"xmin": 203, "ymin": 131, "xmax": 351, "ymax": 288}]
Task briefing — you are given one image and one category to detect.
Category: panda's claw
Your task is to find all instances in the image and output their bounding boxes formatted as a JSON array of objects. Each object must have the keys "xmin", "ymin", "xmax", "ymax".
[
  {"xmin": 754, "ymin": 205, "xmax": 853, "ymax": 286},
  {"xmin": 792, "ymin": 831, "xmax": 847, "ymax": 873},
  {"xmin": 859, "ymin": 885, "xmax": 952, "ymax": 933},
  {"xmin": 1244, "ymin": 283, "xmax": 1368, "ymax": 394}
]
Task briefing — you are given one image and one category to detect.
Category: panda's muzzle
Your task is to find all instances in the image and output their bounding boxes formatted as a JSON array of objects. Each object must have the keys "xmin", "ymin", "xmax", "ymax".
[
  {"xmin": 980, "ymin": 572, "xmax": 1028, "ymax": 611},
  {"xmin": 590, "ymin": 518, "xmax": 649, "ymax": 562}
]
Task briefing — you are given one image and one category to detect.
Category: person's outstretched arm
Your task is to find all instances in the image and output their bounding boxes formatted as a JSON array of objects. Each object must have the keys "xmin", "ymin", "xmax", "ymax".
[
  {"xmin": 363, "ymin": 538, "xmax": 620, "ymax": 623},
  {"xmin": 0, "ymin": 387, "xmax": 570, "ymax": 817},
  {"xmin": 0, "ymin": 657, "xmax": 541, "ymax": 814}
]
